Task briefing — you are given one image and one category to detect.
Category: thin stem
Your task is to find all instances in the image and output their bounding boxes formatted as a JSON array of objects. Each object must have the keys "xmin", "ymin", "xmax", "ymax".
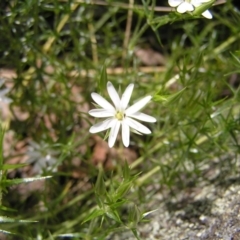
[
  {"xmin": 136, "ymin": 166, "xmax": 161, "ymax": 186},
  {"xmin": 23, "ymin": 3, "xmax": 80, "ymax": 82},
  {"xmin": 0, "ymin": 126, "xmax": 4, "ymax": 206},
  {"xmin": 122, "ymin": 0, "xmax": 134, "ymax": 61},
  {"xmin": 58, "ymin": 0, "xmax": 226, "ymax": 12},
  {"xmin": 88, "ymin": 21, "xmax": 99, "ymax": 65}
]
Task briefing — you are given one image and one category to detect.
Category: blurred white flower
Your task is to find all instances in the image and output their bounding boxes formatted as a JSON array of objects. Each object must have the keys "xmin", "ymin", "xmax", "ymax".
[
  {"xmin": 168, "ymin": 0, "xmax": 212, "ymax": 19},
  {"xmin": 0, "ymin": 78, "xmax": 12, "ymax": 107},
  {"xmin": 89, "ymin": 81, "xmax": 156, "ymax": 148},
  {"xmin": 27, "ymin": 141, "xmax": 59, "ymax": 174}
]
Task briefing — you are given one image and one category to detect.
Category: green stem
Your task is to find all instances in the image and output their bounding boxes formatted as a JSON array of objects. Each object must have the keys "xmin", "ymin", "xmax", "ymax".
[
  {"xmin": 136, "ymin": 166, "xmax": 160, "ymax": 186},
  {"xmin": 0, "ymin": 125, "xmax": 4, "ymax": 206}
]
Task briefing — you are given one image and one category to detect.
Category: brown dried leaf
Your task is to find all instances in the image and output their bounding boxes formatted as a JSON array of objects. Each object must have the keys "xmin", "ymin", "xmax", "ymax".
[
  {"xmin": 91, "ymin": 135, "xmax": 109, "ymax": 165},
  {"xmin": 134, "ymin": 47, "xmax": 166, "ymax": 66}
]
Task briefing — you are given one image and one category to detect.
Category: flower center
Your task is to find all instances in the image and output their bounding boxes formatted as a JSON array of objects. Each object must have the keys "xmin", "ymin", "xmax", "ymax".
[
  {"xmin": 185, "ymin": 0, "xmax": 191, "ymax": 3},
  {"xmin": 115, "ymin": 111, "xmax": 124, "ymax": 121}
]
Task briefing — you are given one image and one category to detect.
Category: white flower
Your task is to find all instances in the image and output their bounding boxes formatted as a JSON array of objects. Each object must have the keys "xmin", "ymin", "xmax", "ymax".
[
  {"xmin": 0, "ymin": 78, "xmax": 12, "ymax": 107},
  {"xmin": 27, "ymin": 141, "xmax": 59, "ymax": 174},
  {"xmin": 168, "ymin": 0, "xmax": 212, "ymax": 19},
  {"xmin": 89, "ymin": 82, "xmax": 156, "ymax": 148}
]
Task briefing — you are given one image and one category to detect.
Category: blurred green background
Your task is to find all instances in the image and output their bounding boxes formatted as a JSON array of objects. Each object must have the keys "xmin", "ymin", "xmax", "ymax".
[{"xmin": 0, "ymin": 0, "xmax": 240, "ymax": 239}]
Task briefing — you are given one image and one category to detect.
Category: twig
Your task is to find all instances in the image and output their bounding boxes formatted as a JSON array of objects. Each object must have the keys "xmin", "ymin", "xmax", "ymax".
[
  {"xmin": 23, "ymin": 3, "xmax": 80, "ymax": 82},
  {"xmin": 88, "ymin": 22, "xmax": 99, "ymax": 65},
  {"xmin": 0, "ymin": 66, "xmax": 168, "ymax": 80},
  {"xmin": 69, "ymin": 66, "xmax": 167, "ymax": 78},
  {"xmin": 122, "ymin": 0, "xmax": 134, "ymax": 60},
  {"xmin": 59, "ymin": 0, "xmax": 227, "ymax": 13},
  {"xmin": 43, "ymin": 3, "xmax": 79, "ymax": 53}
]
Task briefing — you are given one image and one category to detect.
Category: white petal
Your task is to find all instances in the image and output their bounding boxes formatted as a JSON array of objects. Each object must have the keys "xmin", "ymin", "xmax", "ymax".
[
  {"xmin": 125, "ymin": 96, "xmax": 152, "ymax": 115},
  {"xmin": 89, "ymin": 118, "xmax": 114, "ymax": 133},
  {"xmin": 0, "ymin": 88, "xmax": 10, "ymax": 97},
  {"xmin": 108, "ymin": 120, "xmax": 121, "ymax": 148},
  {"xmin": 120, "ymin": 83, "xmax": 134, "ymax": 110},
  {"xmin": 125, "ymin": 117, "xmax": 151, "ymax": 134},
  {"xmin": 177, "ymin": 2, "xmax": 194, "ymax": 13},
  {"xmin": 128, "ymin": 112, "xmax": 156, "ymax": 122},
  {"xmin": 91, "ymin": 92, "xmax": 115, "ymax": 111},
  {"xmin": 89, "ymin": 109, "xmax": 115, "ymax": 118},
  {"xmin": 168, "ymin": 0, "xmax": 183, "ymax": 7},
  {"xmin": 201, "ymin": 10, "xmax": 212, "ymax": 19},
  {"xmin": 122, "ymin": 120, "xmax": 130, "ymax": 147},
  {"xmin": 191, "ymin": 0, "xmax": 201, "ymax": 7},
  {"xmin": 107, "ymin": 82, "xmax": 121, "ymax": 109},
  {"xmin": 192, "ymin": 0, "xmax": 210, "ymax": 5},
  {"xmin": 0, "ymin": 79, "xmax": 4, "ymax": 87}
]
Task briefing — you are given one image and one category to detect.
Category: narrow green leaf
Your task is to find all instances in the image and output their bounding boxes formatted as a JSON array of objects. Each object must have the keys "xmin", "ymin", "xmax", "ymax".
[
  {"xmin": 122, "ymin": 160, "xmax": 130, "ymax": 180},
  {"xmin": 149, "ymin": 11, "xmax": 180, "ymax": 30},
  {"xmin": 0, "ymin": 216, "xmax": 37, "ymax": 223},
  {"xmin": 128, "ymin": 204, "xmax": 141, "ymax": 225},
  {"xmin": 230, "ymin": 52, "xmax": 240, "ymax": 65},
  {"xmin": 95, "ymin": 168, "xmax": 106, "ymax": 197},
  {"xmin": 58, "ymin": 233, "xmax": 86, "ymax": 238},
  {"xmin": 2, "ymin": 163, "xmax": 28, "ymax": 171},
  {"xmin": 153, "ymin": 87, "xmax": 186, "ymax": 104},
  {"xmin": 113, "ymin": 180, "xmax": 133, "ymax": 201},
  {"xmin": 141, "ymin": 0, "xmax": 152, "ymax": 19},
  {"xmin": 81, "ymin": 208, "xmax": 105, "ymax": 224},
  {"xmin": 98, "ymin": 63, "xmax": 107, "ymax": 94},
  {"xmin": 107, "ymin": 199, "xmax": 128, "ymax": 209},
  {"xmin": 152, "ymin": 95, "xmax": 169, "ymax": 102},
  {"xmin": 149, "ymin": 15, "xmax": 173, "ymax": 29},
  {"xmin": 192, "ymin": 0, "xmax": 215, "ymax": 17},
  {"xmin": 106, "ymin": 209, "xmax": 121, "ymax": 223},
  {"xmin": 142, "ymin": 208, "xmax": 159, "ymax": 218},
  {"xmin": 0, "ymin": 229, "xmax": 12, "ymax": 234},
  {"xmin": 0, "ymin": 125, "xmax": 4, "ymax": 168},
  {"xmin": 103, "ymin": 129, "xmax": 110, "ymax": 141},
  {"xmin": 0, "ymin": 205, "xmax": 17, "ymax": 212},
  {"xmin": 233, "ymin": 50, "xmax": 240, "ymax": 57},
  {"xmin": 131, "ymin": 228, "xmax": 141, "ymax": 240},
  {"xmin": 1, "ymin": 176, "xmax": 52, "ymax": 187}
]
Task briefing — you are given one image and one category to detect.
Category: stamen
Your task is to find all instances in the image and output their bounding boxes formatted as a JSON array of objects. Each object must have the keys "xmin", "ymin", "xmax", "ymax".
[{"xmin": 115, "ymin": 111, "xmax": 124, "ymax": 120}]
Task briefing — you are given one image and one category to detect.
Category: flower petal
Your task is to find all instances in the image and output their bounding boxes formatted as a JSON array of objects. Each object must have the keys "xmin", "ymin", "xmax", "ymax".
[
  {"xmin": 201, "ymin": 10, "xmax": 212, "ymax": 19},
  {"xmin": 191, "ymin": 0, "xmax": 201, "ymax": 7},
  {"xmin": 89, "ymin": 109, "xmax": 115, "ymax": 118},
  {"xmin": 125, "ymin": 96, "xmax": 152, "ymax": 115},
  {"xmin": 107, "ymin": 82, "xmax": 121, "ymax": 109},
  {"xmin": 168, "ymin": 0, "xmax": 183, "ymax": 7},
  {"xmin": 89, "ymin": 118, "xmax": 114, "ymax": 133},
  {"xmin": 177, "ymin": 2, "xmax": 194, "ymax": 13},
  {"xmin": 0, "ymin": 88, "xmax": 10, "ymax": 97},
  {"xmin": 122, "ymin": 119, "xmax": 130, "ymax": 147},
  {"xmin": 128, "ymin": 112, "xmax": 157, "ymax": 122},
  {"xmin": 192, "ymin": 0, "xmax": 211, "ymax": 6},
  {"xmin": 108, "ymin": 120, "xmax": 121, "ymax": 148},
  {"xmin": 125, "ymin": 117, "xmax": 151, "ymax": 134},
  {"xmin": 120, "ymin": 83, "xmax": 134, "ymax": 110},
  {"xmin": 91, "ymin": 92, "xmax": 115, "ymax": 111}
]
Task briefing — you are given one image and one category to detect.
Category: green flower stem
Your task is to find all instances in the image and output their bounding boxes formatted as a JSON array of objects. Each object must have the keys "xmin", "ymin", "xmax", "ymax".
[
  {"xmin": 23, "ymin": 3, "xmax": 80, "ymax": 82},
  {"xmin": 131, "ymin": 101, "xmax": 240, "ymax": 171},
  {"xmin": 0, "ymin": 125, "xmax": 4, "ymax": 206},
  {"xmin": 136, "ymin": 166, "xmax": 161, "ymax": 186},
  {"xmin": 206, "ymin": 32, "xmax": 240, "ymax": 60}
]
